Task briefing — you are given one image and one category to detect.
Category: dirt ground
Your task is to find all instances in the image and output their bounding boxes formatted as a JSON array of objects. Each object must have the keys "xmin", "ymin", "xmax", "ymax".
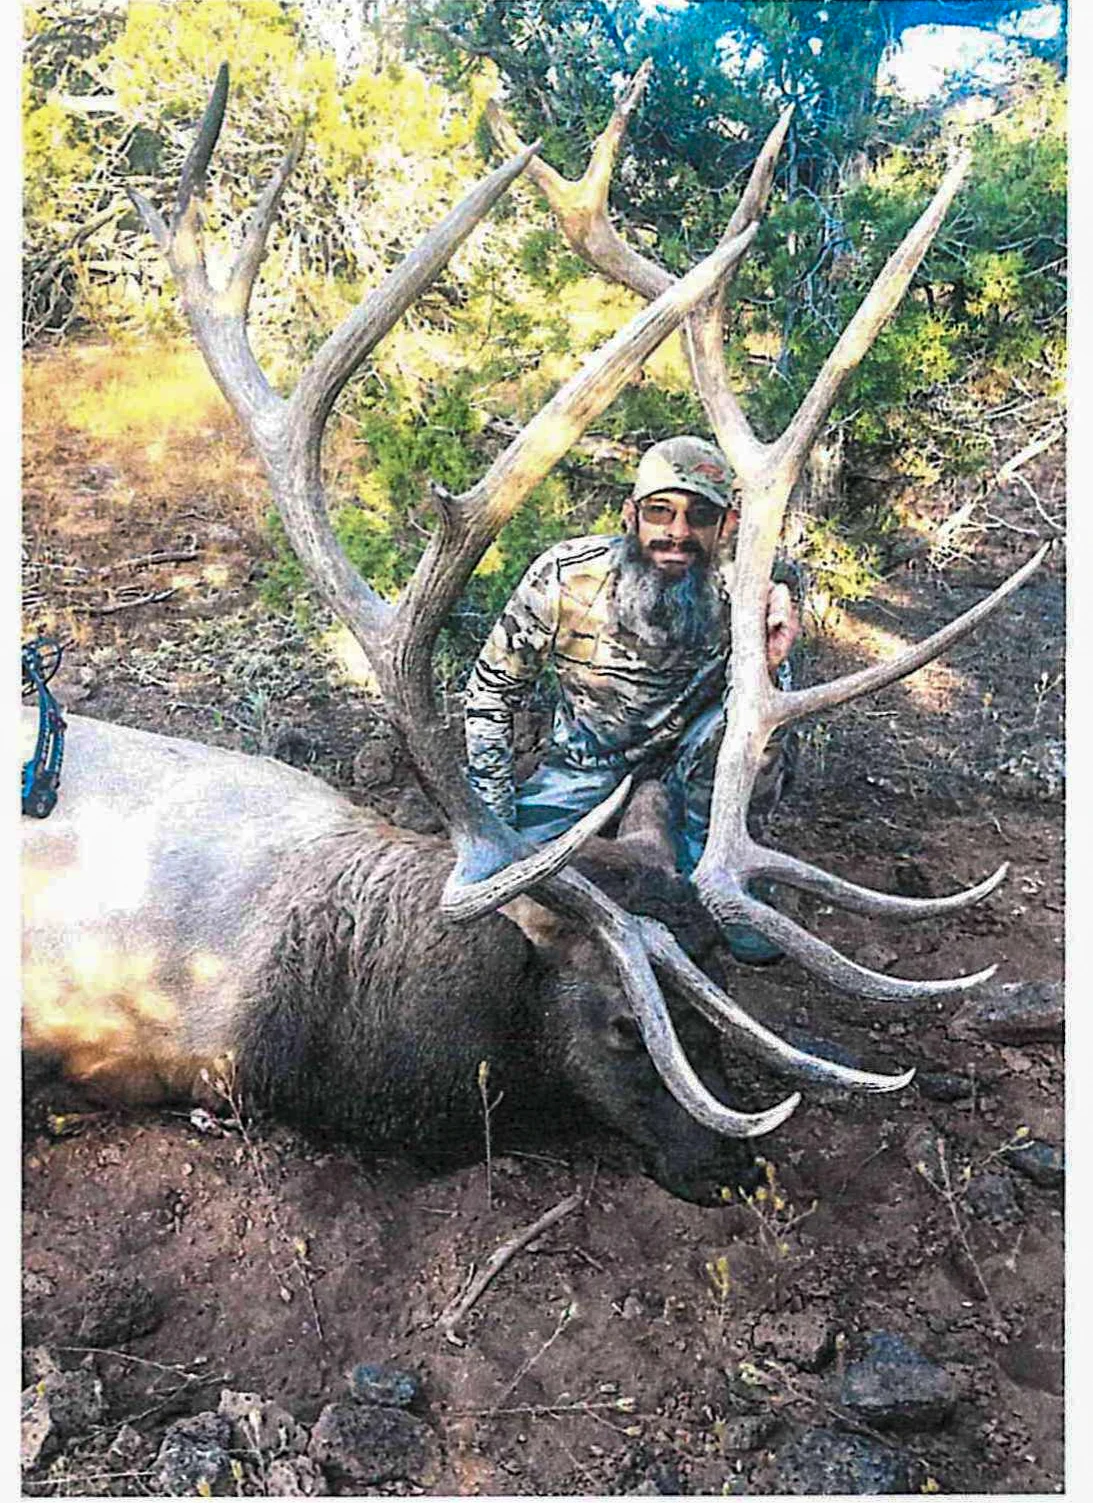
[{"xmin": 21, "ymin": 345, "xmax": 1065, "ymax": 1496}]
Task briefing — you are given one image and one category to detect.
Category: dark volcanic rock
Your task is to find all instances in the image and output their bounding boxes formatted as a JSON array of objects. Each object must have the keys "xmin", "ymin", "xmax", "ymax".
[
  {"xmin": 1001, "ymin": 1137, "xmax": 1064, "ymax": 1189},
  {"xmin": 218, "ymin": 1388, "xmax": 308, "ymax": 1455},
  {"xmin": 347, "ymin": 1362, "xmax": 421, "ymax": 1408},
  {"xmin": 153, "ymin": 1412, "xmax": 233, "ymax": 1496},
  {"xmin": 308, "ymin": 1401, "xmax": 438, "ymax": 1487},
  {"xmin": 953, "ymin": 980, "xmax": 1063, "ymax": 1044},
  {"xmin": 998, "ymin": 1326, "xmax": 1064, "ymax": 1397},
  {"xmin": 750, "ymin": 1310, "xmax": 835, "ymax": 1370},
  {"xmin": 21, "ymin": 1363, "xmax": 105, "ymax": 1473},
  {"xmin": 630, "ymin": 1461, "xmax": 685, "ymax": 1495},
  {"xmin": 916, "ymin": 1071, "xmax": 977, "ymax": 1103},
  {"xmin": 267, "ymin": 1455, "xmax": 328, "ymax": 1495},
  {"xmin": 839, "ymin": 1332, "xmax": 955, "ymax": 1431},
  {"xmin": 766, "ymin": 1425, "xmax": 919, "ymax": 1494},
  {"xmin": 904, "ymin": 1124, "xmax": 946, "ymax": 1183},
  {"xmin": 719, "ymin": 1412, "xmax": 779, "ymax": 1452},
  {"xmin": 75, "ymin": 1268, "xmax": 163, "ymax": 1345},
  {"xmin": 965, "ymin": 1171, "xmax": 1023, "ymax": 1224}
]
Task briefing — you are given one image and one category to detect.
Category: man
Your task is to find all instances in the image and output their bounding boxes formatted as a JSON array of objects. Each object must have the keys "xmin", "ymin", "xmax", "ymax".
[{"xmin": 464, "ymin": 435, "xmax": 799, "ymax": 960}]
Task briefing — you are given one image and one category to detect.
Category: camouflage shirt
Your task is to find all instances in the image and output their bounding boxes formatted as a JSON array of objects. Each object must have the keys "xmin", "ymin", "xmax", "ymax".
[{"xmin": 465, "ymin": 534, "xmax": 743, "ymax": 823}]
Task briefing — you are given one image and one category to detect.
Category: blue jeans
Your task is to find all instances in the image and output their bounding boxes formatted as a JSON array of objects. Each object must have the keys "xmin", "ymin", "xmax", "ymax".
[{"xmin": 514, "ymin": 703, "xmax": 789, "ymax": 877}]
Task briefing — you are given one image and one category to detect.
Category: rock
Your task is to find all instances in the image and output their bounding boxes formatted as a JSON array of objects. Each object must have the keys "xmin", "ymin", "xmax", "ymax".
[
  {"xmin": 219, "ymin": 1388, "xmax": 308, "ymax": 1455},
  {"xmin": 916, "ymin": 1072, "xmax": 976, "ymax": 1103},
  {"xmin": 23, "ymin": 1347, "xmax": 62, "ymax": 1384},
  {"xmin": 308, "ymin": 1401, "xmax": 438, "ymax": 1487},
  {"xmin": 353, "ymin": 740, "xmax": 399, "ymax": 788},
  {"xmin": 1001, "ymin": 1137, "xmax": 1063, "ymax": 1189},
  {"xmin": 74, "ymin": 1268, "xmax": 162, "ymax": 1346},
  {"xmin": 766, "ymin": 1425, "xmax": 920, "ymax": 1494},
  {"xmin": 21, "ymin": 1388, "xmax": 53, "ymax": 1474},
  {"xmin": 391, "ymin": 785, "xmax": 444, "ymax": 834},
  {"xmin": 22, "ymin": 1270, "xmax": 56, "ymax": 1298},
  {"xmin": 953, "ymin": 980, "xmax": 1063, "ymax": 1044},
  {"xmin": 905, "ymin": 1125, "xmax": 946, "ymax": 1184},
  {"xmin": 205, "ymin": 523, "xmax": 241, "ymax": 545},
  {"xmin": 779, "ymin": 1028, "xmax": 869, "ymax": 1104},
  {"xmin": 965, "ymin": 1171, "xmax": 1023, "ymax": 1224},
  {"xmin": 270, "ymin": 727, "xmax": 321, "ymax": 769},
  {"xmin": 719, "ymin": 1412, "xmax": 779, "ymax": 1452},
  {"xmin": 347, "ymin": 1363, "xmax": 422, "ymax": 1409},
  {"xmin": 630, "ymin": 1461, "xmax": 684, "ymax": 1494},
  {"xmin": 781, "ymin": 1028, "xmax": 862, "ymax": 1071},
  {"xmin": 56, "ymin": 681, "xmax": 91, "ymax": 708},
  {"xmin": 998, "ymin": 1326, "xmax": 1064, "ymax": 1396},
  {"xmin": 838, "ymin": 1332, "xmax": 955, "ymax": 1431},
  {"xmin": 620, "ymin": 1292, "xmax": 645, "ymax": 1320},
  {"xmin": 750, "ymin": 1310, "xmax": 835, "ymax": 1371},
  {"xmin": 153, "ymin": 1412, "xmax": 233, "ymax": 1496},
  {"xmin": 21, "ymin": 1365, "xmax": 105, "ymax": 1472},
  {"xmin": 107, "ymin": 1422, "xmax": 155, "ymax": 1469},
  {"xmin": 268, "ymin": 1454, "xmax": 328, "ymax": 1495}
]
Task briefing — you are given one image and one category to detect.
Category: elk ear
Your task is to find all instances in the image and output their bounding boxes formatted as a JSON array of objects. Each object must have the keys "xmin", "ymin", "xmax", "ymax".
[
  {"xmin": 500, "ymin": 893, "xmax": 570, "ymax": 953},
  {"xmin": 613, "ymin": 780, "xmax": 677, "ymax": 873}
]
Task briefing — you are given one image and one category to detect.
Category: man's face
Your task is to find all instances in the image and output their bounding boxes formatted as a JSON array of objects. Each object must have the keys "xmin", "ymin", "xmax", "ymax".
[{"xmin": 623, "ymin": 489, "xmax": 733, "ymax": 579}]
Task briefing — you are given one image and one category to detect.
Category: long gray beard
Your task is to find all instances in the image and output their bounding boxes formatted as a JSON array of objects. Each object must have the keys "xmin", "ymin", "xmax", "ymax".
[{"xmin": 613, "ymin": 531, "xmax": 720, "ymax": 649}]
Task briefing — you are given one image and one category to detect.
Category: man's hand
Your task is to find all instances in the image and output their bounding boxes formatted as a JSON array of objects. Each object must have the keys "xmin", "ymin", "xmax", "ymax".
[{"xmin": 766, "ymin": 581, "xmax": 799, "ymax": 673}]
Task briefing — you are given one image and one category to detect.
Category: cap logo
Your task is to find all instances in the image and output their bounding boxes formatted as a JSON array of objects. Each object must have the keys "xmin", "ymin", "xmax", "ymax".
[{"xmin": 693, "ymin": 461, "xmax": 726, "ymax": 482}]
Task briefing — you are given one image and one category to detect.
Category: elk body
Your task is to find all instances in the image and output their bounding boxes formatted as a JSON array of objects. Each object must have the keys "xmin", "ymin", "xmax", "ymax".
[
  {"xmin": 22, "ymin": 66, "xmax": 1046, "ymax": 1202},
  {"xmin": 23, "ymin": 713, "xmax": 768, "ymax": 1202}
]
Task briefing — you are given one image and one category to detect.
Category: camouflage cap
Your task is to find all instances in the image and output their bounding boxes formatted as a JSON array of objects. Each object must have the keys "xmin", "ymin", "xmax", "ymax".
[{"xmin": 631, "ymin": 436, "xmax": 735, "ymax": 512}]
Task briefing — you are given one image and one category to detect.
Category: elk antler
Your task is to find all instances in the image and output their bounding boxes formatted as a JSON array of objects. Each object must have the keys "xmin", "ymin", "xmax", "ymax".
[
  {"xmin": 489, "ymin": 65, "xmax": 1049, "ymax": 1002},
  {"xmin": 133, "ymin": 65, "xmax": 908, "ymax": 1145}
]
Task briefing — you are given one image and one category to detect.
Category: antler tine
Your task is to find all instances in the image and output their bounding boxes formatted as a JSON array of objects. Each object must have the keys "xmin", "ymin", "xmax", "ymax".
[
  {"xmin": 485, "ymin": 69, "xmax": 669, "ymax": 302},
  {"xmin": 639, "ymin": 920, "xmax": 916, "ymax": 1092},
  {"xmin": 292, "ymin": 140, "xmax": 541, "ymax": 436},
  {"xmin": 683, "ymin": 105, "xmax": 794, "ymax": 477},
  {"xmin": 542, "ymin": 868, "xmax": 801, "ymax": 1137},
  {"xmin": 777, "ymin": 542, "xmax": 1051, "ymax": 726},
  {"xmin": 771, "ymin": 153, "xmax": 970, "ymax": 496},
  {"xmin": 488, "ymin": 71, "xmax": 791, "ymax": 477},
  {"xmin": 440, "ymin": 776, "xmax": 634, "ymax": 919},
  {"xmin": 700, "ymin": 881, "xmax": 998, "ymax": 1002},
  {"xmin": 751, "ymin": 847, "xmax": 1010, "ymax": 920},
  {"xmin": 229, "ymin": 125, "xmax": 307, "ymax": 318},
  {"xmin": 390, "ymin": 220, "xmax": 761, "ymax": 678},
  {"xmin": 175, "ymin": 61, "xmax": 229, "ymax": 227}
]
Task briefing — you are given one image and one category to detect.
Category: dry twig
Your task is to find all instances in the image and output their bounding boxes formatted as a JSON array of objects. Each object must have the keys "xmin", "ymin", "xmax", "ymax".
[
  {"xmin": 437, "ymin": 1192, "xmax": 583, "ymax": 1344},
  {"xmin": 77, "ymin": 587, "xmax": 178, "ymax": 616}
]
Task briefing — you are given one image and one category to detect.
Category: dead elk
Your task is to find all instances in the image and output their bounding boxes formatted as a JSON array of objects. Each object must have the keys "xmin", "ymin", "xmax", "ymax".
[{"xmin": 21, "ymin": 66, "xmax": 1045, "ymax": 1203}]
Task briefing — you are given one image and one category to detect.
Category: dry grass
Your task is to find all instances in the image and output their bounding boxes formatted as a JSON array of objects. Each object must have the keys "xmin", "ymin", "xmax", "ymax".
[{"xmin": 23, "ymin": 342, "xmax": 268, "ymax": 541}]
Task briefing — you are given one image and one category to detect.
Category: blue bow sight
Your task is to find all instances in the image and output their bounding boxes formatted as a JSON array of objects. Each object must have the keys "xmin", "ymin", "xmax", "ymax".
[{"xmin": 22, "ymin": 637, "xmax": 66, "ymax": 819}]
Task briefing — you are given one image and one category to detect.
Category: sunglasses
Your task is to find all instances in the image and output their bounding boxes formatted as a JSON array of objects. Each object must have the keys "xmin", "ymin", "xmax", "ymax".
[{"xmin": 637, "ymin": 497, "xmax": 729, "ymax": 530}]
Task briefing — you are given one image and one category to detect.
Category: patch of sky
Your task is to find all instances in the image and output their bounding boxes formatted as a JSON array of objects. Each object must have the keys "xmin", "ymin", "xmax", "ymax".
[{"xmin": 880, "ymin": 3, "xmax": 1061, "ymax": 101}]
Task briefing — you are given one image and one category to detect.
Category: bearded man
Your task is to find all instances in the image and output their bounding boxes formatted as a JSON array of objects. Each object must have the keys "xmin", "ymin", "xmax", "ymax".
[{"xmin": 464, "ymin": 436, "xmax": 800, "ymax": 962}]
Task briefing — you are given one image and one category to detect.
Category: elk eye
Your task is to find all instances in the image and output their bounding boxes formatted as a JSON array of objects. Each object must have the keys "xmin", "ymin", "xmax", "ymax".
[{"xmin": 608, "ymin": 1015, "xmax": 643, "ymax": 1052}]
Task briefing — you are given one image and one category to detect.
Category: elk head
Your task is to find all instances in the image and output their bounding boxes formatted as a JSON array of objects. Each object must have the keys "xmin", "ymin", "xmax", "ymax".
[{"xmin": 127, "ymin": 63, "xmax": 1044, "ymax": 1161}]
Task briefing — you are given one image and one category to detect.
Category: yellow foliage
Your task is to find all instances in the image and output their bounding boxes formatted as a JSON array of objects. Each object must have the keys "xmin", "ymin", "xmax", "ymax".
[{"xmin": 62, "ymin": 347, "xmax": 226, "ymax": 442}]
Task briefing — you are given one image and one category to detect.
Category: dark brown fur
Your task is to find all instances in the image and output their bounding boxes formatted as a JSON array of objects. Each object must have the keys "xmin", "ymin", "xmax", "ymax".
[{"xmin": 230, "ymin": 818, "xmax": 759, "ymax": 1200}]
